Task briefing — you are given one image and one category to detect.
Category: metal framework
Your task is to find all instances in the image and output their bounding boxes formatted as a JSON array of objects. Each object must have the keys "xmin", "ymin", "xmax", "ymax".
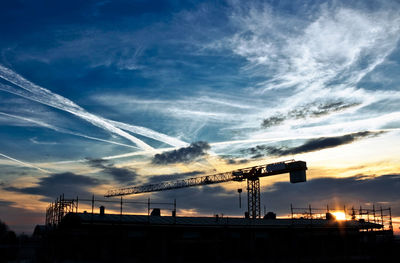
[
  {"xmin": 45, "ymin": 195, "xmax": 177, "ymax": 226},
  {"xmin": 290, "ymin": 204, "xmax": 393, "ymax": 231},
  {"xmin": 45, "ymin": 194, "xmax": 77, "ymax": 226},
  {"xmin": 247, "ymin": 178, "xmax": 261, "ymax": 219},
  {"xmin": 105, "ymin": 160, "xmax": 307, "ymax": 218}
]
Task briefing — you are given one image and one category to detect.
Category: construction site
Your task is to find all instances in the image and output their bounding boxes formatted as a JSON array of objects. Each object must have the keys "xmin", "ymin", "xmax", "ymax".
[{"xmin": 31, "ymin": 160, "xmax": 397, "ymax": 262}]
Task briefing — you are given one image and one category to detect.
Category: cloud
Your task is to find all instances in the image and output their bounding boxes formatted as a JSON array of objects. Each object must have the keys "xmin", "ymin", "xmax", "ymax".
[
  {"xmin": 247, "ymin": 131, "xmax": 384, "ymax": 158},
  {"xmin": 217, "ymin": 1, "xmax": 400, "ymax": 138},
  {"xmin": 261, "ymin": 116, "xmax": 286, "ymax": 129},
  {"xmin": 4, "ymin": 172, "xmax": 101, "ymax": 201},
  {"xmin": 227, "ymin": 2, "xmax": 400, "ymax": 93},
  {"xmin": 0, "ymin": 200, "xmax": 15, "ymax": 206},
  {"xmin": 86, "ymin": 158, "xmax": 139, "ymax": 184},
  {"xmin": 223, "ymin": 158, "xmax": 250, "ymax": 165},
  {"xmin": 152, "ymin": 141, "xmax": 211, "ymax": 165},
  {"xmin": 262, "ymin": 100, "xmax": 361, "ymax": 128}
]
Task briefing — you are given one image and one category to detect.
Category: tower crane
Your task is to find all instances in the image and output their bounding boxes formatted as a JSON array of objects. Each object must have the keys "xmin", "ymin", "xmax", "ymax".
[{"xmin": 105, "ymin": 160, "xmax": 307, "ymax": 219}]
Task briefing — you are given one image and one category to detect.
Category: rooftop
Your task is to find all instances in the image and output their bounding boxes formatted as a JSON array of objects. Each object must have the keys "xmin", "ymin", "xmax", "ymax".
[{"xmin": 62, "ymin": 212, "xmax": 383, "ymax": 230}]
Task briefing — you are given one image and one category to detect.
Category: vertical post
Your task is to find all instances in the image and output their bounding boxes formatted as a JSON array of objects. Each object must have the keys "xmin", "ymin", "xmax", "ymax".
[
  {"xmin": 326, "ymin": 204, "xmax": 329, "ymax": 213},
  {"xmin": 237, "ymin": 189, "xmax": 242, "ymax": 209},
  {"xmin": 120, "ymin": 196, "xmax": 123, "ymax": 216},
  {"xmin": 62, "ymin": 194, "xmax": 65, "ymax": 219},
  {"xmin": 389, "ymin": 207, "xmax": 393, "ymax": 231},
  {"xmin": 173, "ymin": 199, "xmax": 177, "ymax": 223},
  {"xmin": 60, "ymin": 194, "xmax": 62, "ymax": 223},
  {"xmin": 148, "ymin": 197, "xmax": 150, "ymax": 216},
  {"xmin": 247, "ymin": 181, "xmax": 250, "ymax": 218},
  {"xmin": 343, "ymin": 205, "xmax": 346, "ymax": 218},
  {"xmin": 309, "ymin": 204, "xmax": 312, "ymax": 219},
  {"xmin": 380, "ymin": 207, "xmax": 384, "ymax": 228},
  {"xmin": 373, "ymin": 204, "xmax": 376, "ymax": 223},
  {"xmin": 174, "ymin": 199, "xmax": 176, "ymax": 215},
  {"xmin": 76, "ymin": 196, "xmax": 79, "ymax": 213},
  {"xmin": 290, "ymin": 204, "xmax": 293, "ymax": 219},
  {"xmin": 56, "ymin": 196, "xmax": 59, "ymax": 224},
  {"xmin": 91, "ymin": 195, "xmax": 94, "ymax": 214},
  {"xmin": 60, "ymin": 194, "xmax": 63, "ymax": 221}
]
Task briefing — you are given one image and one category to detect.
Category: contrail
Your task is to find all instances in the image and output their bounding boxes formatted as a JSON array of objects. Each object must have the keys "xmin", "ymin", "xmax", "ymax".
[
  {"xmin": 0, "ymin": 152, "xmax": 50, "ymax": 173},
  {"xmin": 0, "ymin": 112, "xmax": 141, "ymax": 150},
  {"xmin": 0, "ymin": 65, "xmax": 187, "ymax": 149},
  {"xmin": 110, "ymin": 120, "xmax": 188, "ymax": 147},
  {"xmin": 0, "ymin": 65, "xmax": 153, "ymax": 151}
]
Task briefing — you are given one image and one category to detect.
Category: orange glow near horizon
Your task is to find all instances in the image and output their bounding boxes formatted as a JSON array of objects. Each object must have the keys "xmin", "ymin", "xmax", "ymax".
[{"xmin": 332, "ymin": 211, "xmax": 347, "ymax": 220}]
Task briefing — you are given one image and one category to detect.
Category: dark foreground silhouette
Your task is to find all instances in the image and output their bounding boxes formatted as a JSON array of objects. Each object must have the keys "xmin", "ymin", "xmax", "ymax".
[{"xmin": 5, "ymin": 212, "xmax": 395, "ymax": 263}]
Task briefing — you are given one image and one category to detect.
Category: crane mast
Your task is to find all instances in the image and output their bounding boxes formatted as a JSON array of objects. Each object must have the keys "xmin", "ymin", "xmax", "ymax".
[{"xmin": 105, "ymin": 160, "xmax": 307, "ymax": 219}]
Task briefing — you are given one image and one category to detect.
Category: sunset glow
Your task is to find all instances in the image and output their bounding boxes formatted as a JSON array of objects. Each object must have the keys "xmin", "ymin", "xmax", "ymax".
[{"xmin": 332, "ymin": 212, "xmax": 347, "ymax": 221}]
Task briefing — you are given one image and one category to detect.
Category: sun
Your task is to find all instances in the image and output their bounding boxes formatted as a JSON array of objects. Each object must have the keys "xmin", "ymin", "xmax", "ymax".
[{"xmin": 332, "ymin": 211, "xmax": 347, "ymax": 220}]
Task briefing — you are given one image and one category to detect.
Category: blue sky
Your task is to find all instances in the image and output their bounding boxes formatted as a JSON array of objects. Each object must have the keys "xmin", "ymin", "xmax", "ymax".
[{"xmin": 1, "ymin": 0, "xmax": 400, "ymax": 233}]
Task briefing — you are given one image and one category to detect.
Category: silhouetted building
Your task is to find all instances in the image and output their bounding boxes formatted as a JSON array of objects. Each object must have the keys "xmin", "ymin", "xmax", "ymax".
[{"xmin": 34, "ymin": 212, "xmax": 396, "ymax": 263}]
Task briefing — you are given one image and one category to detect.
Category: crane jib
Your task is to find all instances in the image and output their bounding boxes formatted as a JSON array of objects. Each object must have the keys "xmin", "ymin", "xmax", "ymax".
[{"xmin": 104, "ymin": 160, "xmax": 307, "ymax": 197}]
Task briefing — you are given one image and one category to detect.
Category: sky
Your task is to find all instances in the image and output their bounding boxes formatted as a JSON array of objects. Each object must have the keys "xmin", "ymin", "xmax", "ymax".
[{"xmin": 0, "ymin": 0, "xmax": 400, "ymax": 234}]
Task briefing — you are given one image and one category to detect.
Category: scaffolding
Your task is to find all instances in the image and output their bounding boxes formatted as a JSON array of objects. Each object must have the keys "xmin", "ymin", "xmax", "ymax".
[
  {"xmin": 45, "ymin": 194, "xmax": 176, "ymax": 226},
  {"xmin": 290, "ymin": 204, "xmax": 393, "ymax": 231},
  {"xmin": 45, "ymin": 194, "xmax": 77, "ymax": 226}
]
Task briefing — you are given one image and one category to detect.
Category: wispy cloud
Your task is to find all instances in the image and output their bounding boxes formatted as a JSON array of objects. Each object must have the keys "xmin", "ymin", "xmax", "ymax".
[
  {"xmin": 0, "ymin": 68, "xmax": 153, "ymax": 151},
  {"xmin": 262, "ymin": 100, "xmax": 361, "ymax": 128},
  {"xmin": 215, "ymin": 1, "xmax": 400, "ymax": 140},
  {"xmin": 110, "ymin": 120, "xmax": 188, "ymax": 148},
  {"xmin": 92, "ymin": 93, "xmax": 256, "ymax": 124},
  {"xmin": 246, "ymin": 131, "xmax": 385, "ymax": 158},
  {"xmin": 29, "ymin": 137, "xmax": 58, "ymax": 145},
  {"xmin": 0, "ymin": 111, "xmax": 140, "ymax": 150},
  {"xmin": 227, "ymin": 3, "xmax": 400, "ymax": 92},
  {"xmin": 0, "ymin": 65, "xmax": 196, "ymax": 151}
]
